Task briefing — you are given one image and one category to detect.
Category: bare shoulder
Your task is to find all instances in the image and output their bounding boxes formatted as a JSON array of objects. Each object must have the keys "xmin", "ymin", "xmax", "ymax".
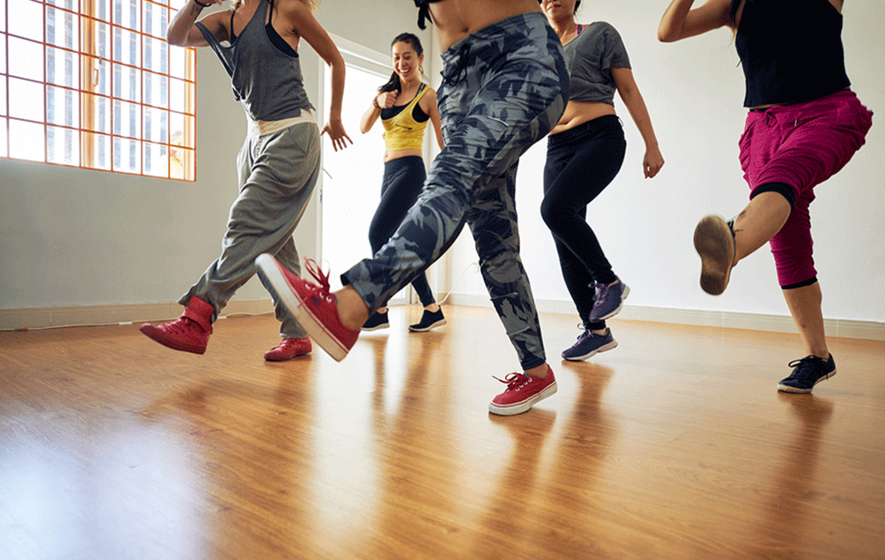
[
  {"xmin": 200, "ymin": 8, "xmax": 235, "ymax": 42},
  {"xmin": 419, "ymin": 86, "xmax": 438, "ymax": 108},
  {"xmin": 275, "ymin": 0, "xmax": 316, "ymax": 32}
]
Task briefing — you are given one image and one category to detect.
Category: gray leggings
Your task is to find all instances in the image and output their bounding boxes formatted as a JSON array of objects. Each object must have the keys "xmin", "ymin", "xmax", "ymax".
[
  {"xmin": 180, "ymin": 121, "xmax": 320, "ymax": 338},
  {"xmin": 341, "ymin": 13, "xmax": 569, "ymax": 369}
]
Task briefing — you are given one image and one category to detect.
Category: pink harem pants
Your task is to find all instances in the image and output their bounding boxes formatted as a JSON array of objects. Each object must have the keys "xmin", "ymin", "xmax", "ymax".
[{"xmin": 738, "ymin": 90, "xmax": 873, "ymax": 287}]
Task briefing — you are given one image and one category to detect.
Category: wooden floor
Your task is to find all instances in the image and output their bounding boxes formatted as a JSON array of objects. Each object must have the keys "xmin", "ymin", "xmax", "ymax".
[{"xmin": 1, "ymin": 305, "xmax": 883, "ymax": 560}]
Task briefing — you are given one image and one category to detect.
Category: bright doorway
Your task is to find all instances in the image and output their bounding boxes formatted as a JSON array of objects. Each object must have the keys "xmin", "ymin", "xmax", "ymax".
[{"xmin": 320, "ymin": 38, "xmax": 410, "ymax": 304}]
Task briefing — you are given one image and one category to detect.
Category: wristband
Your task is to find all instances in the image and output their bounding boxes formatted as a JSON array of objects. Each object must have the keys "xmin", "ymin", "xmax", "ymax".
[
  {"xmin": 193, "ymin": 0, "xmax": 211, "ymax": 7},
  {"xmin": 372, "ymin": 96, "xmax": 381, "ymax": 109}
]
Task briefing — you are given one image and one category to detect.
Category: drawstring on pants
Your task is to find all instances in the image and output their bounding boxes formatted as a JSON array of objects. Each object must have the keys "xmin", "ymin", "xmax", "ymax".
[{"xmin": 442, "ymin": 43, "xmax": 471, "ymax": 87}]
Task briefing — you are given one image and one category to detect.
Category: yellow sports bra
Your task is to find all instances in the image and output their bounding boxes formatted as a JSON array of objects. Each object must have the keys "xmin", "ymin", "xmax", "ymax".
[{"xmin": 382, "ymin": 83, "xmax": 430, "ymax": 152}]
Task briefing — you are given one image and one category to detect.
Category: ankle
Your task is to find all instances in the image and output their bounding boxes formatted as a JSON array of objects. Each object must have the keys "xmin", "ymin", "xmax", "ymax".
[
  {"xmin": 424, "ymin": 303, "xmax": 440, "ymax": 313},
  {"xmin": 336, "ymin": 287, "xmax": 370, "ymax": 331},
  {"xmin": 525, "ymin": 364, "xmax": 550, "ymax": 378}
]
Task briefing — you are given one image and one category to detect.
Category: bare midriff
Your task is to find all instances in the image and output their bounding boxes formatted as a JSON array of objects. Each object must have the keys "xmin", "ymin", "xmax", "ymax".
[
  {"xmin": 430, "ymin": 0, "xmax": 543, "ymax": 52},
  {"xmin": 384, "ymin": 148, "xmax": 423, "ymax": 163},
  {"xmin": 549, "ymin": 100, "xmax": 616, "ymax": 136}
]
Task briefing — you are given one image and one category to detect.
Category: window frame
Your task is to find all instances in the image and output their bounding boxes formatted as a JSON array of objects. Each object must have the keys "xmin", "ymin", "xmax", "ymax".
[{"xmin": 0, "ymin": 0, "xmax": 198, "ymax": 181}]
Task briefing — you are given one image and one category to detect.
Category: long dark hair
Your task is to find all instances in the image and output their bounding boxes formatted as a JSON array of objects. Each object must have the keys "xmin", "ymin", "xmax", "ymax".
[
  {"xmin": 378, "ymin": 33, "xmax": 424, "ymax": 94},
  {"xmin": 729, "ymin": 0, "xmax": 741, "ymax": 25}
]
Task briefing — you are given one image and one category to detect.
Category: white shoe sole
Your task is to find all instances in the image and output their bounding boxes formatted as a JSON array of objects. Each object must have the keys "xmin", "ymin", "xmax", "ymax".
[
  {"xmin": 562, "ymin": 339, "xmax": 618, "ymax": 362},
  {"xmin": 777, "ymin": 369, "xmax": 837, "ymax": 394},
  {"xmin": 255, "ymin": 254, "xmax": 348, "ymax": 362},
  {"xmin": 409, "ymin": 318, "xmax": 447, "ymax": 333},
  {"xmin": 488, "ymin": 382, "xmax": 558, "ymax": 416}
]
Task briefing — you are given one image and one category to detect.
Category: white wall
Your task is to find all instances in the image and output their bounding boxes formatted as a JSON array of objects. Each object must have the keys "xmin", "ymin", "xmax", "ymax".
[
  {"xmin": 446, "ymin": 1, "xmax": 885, "ymax": 329},
  {"xmin": 1, "ymin": 0, "xmax": 882, "ymax": 333},
  {"xmin": 0, "ymin": 0, "xmax": 429, "ymax": 318}
]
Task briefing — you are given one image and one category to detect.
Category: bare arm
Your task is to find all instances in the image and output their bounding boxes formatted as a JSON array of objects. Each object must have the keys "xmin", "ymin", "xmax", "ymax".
[
  {"xmin": 360, "ymin": 103, "xmax": 381, "ymax": 134},
  {"xmin": 282, "ymin": 0, "xmax": 352, "ymax": 150},
  {"xmin": 166, "ymin": 0, "xmax": 226, "ymax": 47},
  {"xmin": 611, "ymin": 67, "xmax": 664, "ymax": 179},
  {"xmin": 359, "ymin": 91, "xmax": 398, "ymax": 134},
  {"xmin": 658, "ymin": 0, "xmax": 732, "ymax": 43},
  {"xmin": 421, "ymin": 89, "xmax": 445, "ymax": 150}
]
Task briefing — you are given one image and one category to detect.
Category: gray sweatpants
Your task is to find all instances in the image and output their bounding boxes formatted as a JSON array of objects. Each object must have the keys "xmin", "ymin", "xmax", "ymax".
[{"xmin": 180, "ymin": 119, "xmax": 320, "ymax": 339}]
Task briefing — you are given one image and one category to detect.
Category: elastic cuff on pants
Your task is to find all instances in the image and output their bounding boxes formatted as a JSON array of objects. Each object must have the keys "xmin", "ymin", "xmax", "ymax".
[
  {"xmin": 781, "ymin": 276, "xmax": 818, "ymax": 290},
  {"xmin": 751, "ymin": 182, "xmax": 797, "ymax": 209}
]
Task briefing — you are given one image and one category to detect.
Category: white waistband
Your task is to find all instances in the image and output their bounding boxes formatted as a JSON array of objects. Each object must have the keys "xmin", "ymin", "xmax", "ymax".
[{"xmin": 246, "ymin": 109, "xmax": 316, "ymax": 137}]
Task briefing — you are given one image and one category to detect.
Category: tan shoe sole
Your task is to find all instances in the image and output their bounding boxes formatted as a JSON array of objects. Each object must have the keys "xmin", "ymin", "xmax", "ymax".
[{"xmin": 693, "ymin": 215, "xmax": 735, "ymax": 296}]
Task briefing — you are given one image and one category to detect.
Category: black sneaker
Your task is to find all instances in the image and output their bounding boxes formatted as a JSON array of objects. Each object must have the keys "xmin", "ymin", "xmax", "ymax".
[
  {"xmin": 409, "ymin": 308, "xmax": 446, "ymax": 332},
  {"xmin": 777, "ymin": 354, "xmax": 837, "ymax": 394},
  {"xmin": 362, "ymin": 311, "xmax": 389, "ymax": 332}
]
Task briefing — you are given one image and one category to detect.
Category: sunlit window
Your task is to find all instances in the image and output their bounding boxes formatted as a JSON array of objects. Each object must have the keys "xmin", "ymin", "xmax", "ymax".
[{"xmin": 1, "ymin": 0, "xmax": 196, "ymax": 180}]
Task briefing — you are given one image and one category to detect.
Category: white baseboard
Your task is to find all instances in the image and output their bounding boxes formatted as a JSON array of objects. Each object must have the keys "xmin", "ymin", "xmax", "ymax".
[
  {"xmin": 2, "ymin": 297, "xmax": 883, "ymax": 341},
  {"xmin": 443, "ymin": 294, "xmax": 885, "ymax": 342},
  {"xmin": 0, "ymin": 299, "xmax": 275, "ymax": 331}
]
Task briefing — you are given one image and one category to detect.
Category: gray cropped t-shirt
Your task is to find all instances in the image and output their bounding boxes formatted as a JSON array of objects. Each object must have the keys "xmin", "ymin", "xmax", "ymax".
[{"xmin": 563, "ymin": 22, "xmax": 631, "ymax": 105}]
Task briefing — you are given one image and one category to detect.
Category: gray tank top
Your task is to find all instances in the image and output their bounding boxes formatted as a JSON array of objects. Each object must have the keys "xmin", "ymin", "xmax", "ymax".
[
  {"xmin": 563, "ymin": 22, "xmax": 631, "ymax": 105},
  {"xmin": 196, "ymin": 0, "xmax": 314, "ymax": 121}
]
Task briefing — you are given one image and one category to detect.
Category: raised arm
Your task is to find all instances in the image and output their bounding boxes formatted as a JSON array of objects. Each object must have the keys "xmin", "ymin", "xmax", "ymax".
[
  {"xmin": 658, "ymin": 0, "xmax": 733, "ymax": 43},
  {"xmin": 167, "ymin": 0, "xmax": 227, "ymax": 47},
  {"xmin": 360, "ymin": 101, "xmax": 382, "ymax": 134},
  {"xmin": 611, "ymin": 67, "xmax": 664, "ymax": 179},
  {"xmin": 359, "ymin": 90, "xmax": 398, "ymax": 134},
  {"xmin": 282, "ymin": 0, "xmax": 352, "ymax": 150}
]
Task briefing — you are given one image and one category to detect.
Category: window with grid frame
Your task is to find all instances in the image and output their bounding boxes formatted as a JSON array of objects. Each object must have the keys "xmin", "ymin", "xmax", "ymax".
[{"xmin": 0, "ymin": 0, "xmax": 196, "ymax": 180}]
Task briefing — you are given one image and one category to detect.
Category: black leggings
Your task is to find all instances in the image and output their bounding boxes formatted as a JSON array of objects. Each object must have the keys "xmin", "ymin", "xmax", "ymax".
[
  {"xmin": 368, "ymin": 157, "xmax": 436, "ymax": 307},
  {"xmin": 541, "ymin": 115, "xmax": 626, "ymax": 329}
]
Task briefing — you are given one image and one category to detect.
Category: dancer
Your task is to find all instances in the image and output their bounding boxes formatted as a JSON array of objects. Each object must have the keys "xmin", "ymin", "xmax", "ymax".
[
  {"xmin": 540, "ymin": 0, "xmax": 664, "ymax": 361},
  {"xmin": 257, "ymin": 0, "xmax": 569, "ymax": 415},
  {"xmin": 140, "ymin": 0, "xmax": 351, "ymax": 360},
  {"xmin": 359, "ymin": 33, "xmax": 447, "ymax": 334},
  {"xmin": 659, "ymin": 0, "xmax": 872, "ymax": 392}
]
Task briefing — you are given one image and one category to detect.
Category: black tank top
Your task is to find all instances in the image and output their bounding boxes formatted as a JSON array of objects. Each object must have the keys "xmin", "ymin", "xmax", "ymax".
[
  {"xmin": 735, "ymin": 0, "xmax": 850, "ymax": 107},
  {"xmin": 414, "ymin": 0, "xmax": 442, "ymax": 30}
]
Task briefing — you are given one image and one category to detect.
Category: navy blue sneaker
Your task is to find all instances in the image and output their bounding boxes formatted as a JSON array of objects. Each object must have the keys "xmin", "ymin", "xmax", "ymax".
[
  {"xmin": 777, "ymin": 354, "xmax": 837, "ymax": 394},
  {"xmin": 409, "ymin": 307, "xmax": 446, "ymax": 332},
  {"xmin": 561, "ymin": 328, "xmax": 618, "ymax": 361},
  {"xmin": 362, "ymin": 311, "xmax": 389, "ymax": 332},
  {"xmin": 588, "ymin": 279, "xmax": 630, "ymax": 322}
]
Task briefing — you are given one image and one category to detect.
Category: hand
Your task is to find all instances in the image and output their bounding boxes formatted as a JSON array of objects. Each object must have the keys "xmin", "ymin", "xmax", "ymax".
[
  {"xmin": 643, "ymin": 145, "xmax": 665, "ymax": 179},
  {"xmin": 321, "ymin": 118, "xmax": 353, "ymax": 152},
  {"xmin": 377, "ymin": 90, "xmax": 398, "ymax": 109}
]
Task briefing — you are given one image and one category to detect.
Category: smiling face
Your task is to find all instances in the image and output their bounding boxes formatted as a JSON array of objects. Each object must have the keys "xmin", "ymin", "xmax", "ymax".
[{"xmin": 392, "ymin": 41, "xmax": 424, "ymax": 85}]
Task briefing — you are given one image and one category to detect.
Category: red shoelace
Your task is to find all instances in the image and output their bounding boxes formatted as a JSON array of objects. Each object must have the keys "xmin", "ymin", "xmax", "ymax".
[
  {"xmin": 493, "ymin": 372, "xmax": 531, "ymax": 392},
  {"xmin": 301, "ymin": 258, "xmax": 336, "ymax": 305}
]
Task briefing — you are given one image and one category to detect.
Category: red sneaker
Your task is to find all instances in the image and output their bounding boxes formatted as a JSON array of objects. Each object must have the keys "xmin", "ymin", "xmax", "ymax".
[
  {"xmin": 140, "ymin": 296, "xmax": 214, "ymax": 355},
  {"xmin": 488, "ymin": 367, "xmax": 557, "ymax": 416},
  {"xmin": 264, "ymin": 337, "xmax": 312, "ymax": 361},
  {"xmin": 255, "ymin": 254, "xmax": 359, "ymax": 362}
]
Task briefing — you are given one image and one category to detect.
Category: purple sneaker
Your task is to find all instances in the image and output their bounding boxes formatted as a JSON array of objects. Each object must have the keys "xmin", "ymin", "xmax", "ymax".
[
  {"xmin": 588, "ymin": 279, "xmax": 630, "ymax": 322},
  {"xmin": 561, "ymin": 327, "xmax": 618, "ymax": 361}
]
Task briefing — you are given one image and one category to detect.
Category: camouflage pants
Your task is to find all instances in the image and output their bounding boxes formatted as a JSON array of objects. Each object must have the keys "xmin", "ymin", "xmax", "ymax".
[{"xmin": 341, "ymin": 12, "xmax": 568, "ymax": 370}]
